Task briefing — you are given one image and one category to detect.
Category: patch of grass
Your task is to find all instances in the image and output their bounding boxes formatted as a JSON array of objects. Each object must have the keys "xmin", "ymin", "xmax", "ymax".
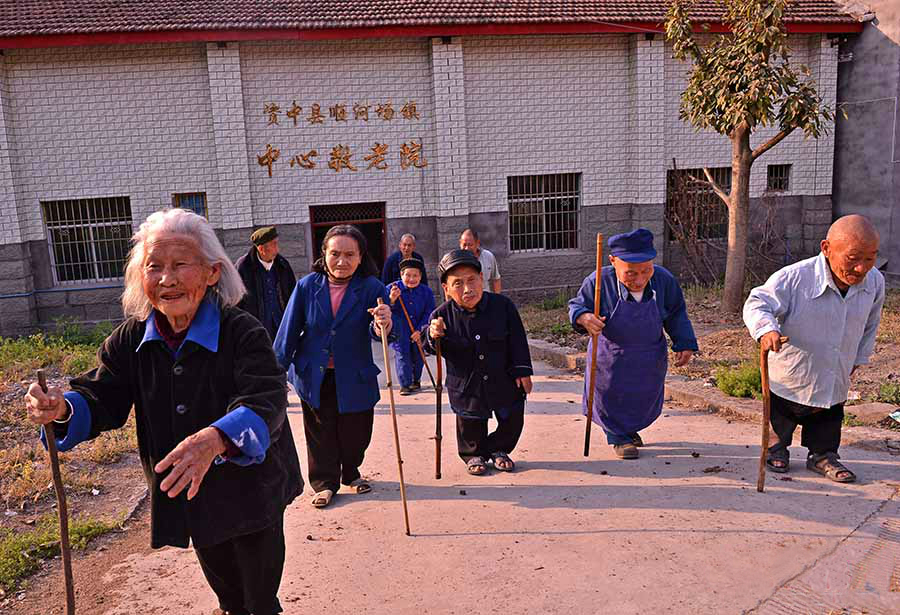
[
  {"xmin": 876, "ymin": 289, "xmax": 900, "ymax": 345},
  {"xmin": 715, "ymin": 362, "xmax": 762, "ymax": 399},
  {"xmin": 0, "ymin": 444, "xmax": 94, "ymax": 510},
  {"xmin": 0, "ymin": 334, "xmax": 96, "ymax": 384},
  {"xmin": 875, "ymin": 382, "xmax": 900, "ymax": 404},
  {"xmin": 535, "ymin": 291, "xmax": 570, "ymax": 311},
  {"xmin": 84, "ymin": 415, "xmax": 138, "ymax": 464},
  {"xmin": 682, "ymin": 281, "xmax": 724, "ymax": 306},
  {"xmin": 51, "ymin": 318, "xmax": 116, "ymax": 348},
  {"xmin": 0, "ymin": 514, "xmax": 119, "ymax": 592},
  {"xmin": 548, "ymin": 322, "xmax": 572, "ymax": 337},
  {"xmin": 842, "ymin": 413, "xmax": 866, "ymax": 427}
]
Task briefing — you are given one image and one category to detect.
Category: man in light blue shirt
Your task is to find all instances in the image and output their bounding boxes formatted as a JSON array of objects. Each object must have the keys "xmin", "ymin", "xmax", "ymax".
[{"xmin": 743, "ymin": 215, "xmax": 884, "ymax": 483}]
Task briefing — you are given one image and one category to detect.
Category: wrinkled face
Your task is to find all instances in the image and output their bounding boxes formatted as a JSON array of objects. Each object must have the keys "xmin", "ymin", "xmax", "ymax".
[
  {"xmin": 442, "ymin": 265, "xmax": 483, "ymax": 311},
  {"xmin": 141, "ymin": 232, "xmax": 220, "ymax": 323},
  {"xmin": 324, "ymin": 235, "xmax": 361, "ymax": 280},
  {"xmin": 610, "ymin": 256, "xmax": 654, "ymax": 292},
  {"xmin": 399, "ymin": 236, "xmax": 415, "ymax": 259},
  {"xmin": 256, "ymin": 238, "xmax": 279, "ymax": 263},
  {"xmin": 459, "ymin": 232, "xmax": 480, "ymax": 254},
  {"xmin": 821, "ymin": 237, "xmax": 879, "ymax": 289},
  {"xmin": 400, "ymin": 267, "xmax": 422, "ymax": 288}
]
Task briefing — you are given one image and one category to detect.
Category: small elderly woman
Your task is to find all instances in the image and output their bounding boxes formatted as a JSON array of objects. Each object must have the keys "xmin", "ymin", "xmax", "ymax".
[
  {"xmin": 275, "ymin": 225, "xmax": 393, "ymax": 509},
  {"xmin": 24, "ymin": 209, "xmax": 302, "ymax": 615}
]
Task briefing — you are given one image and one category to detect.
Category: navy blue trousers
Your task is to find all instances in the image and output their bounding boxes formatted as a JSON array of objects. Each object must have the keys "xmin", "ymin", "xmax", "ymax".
[{"xmin": 391, "ymin": 338, "xmax": 424, "ymax": 387}]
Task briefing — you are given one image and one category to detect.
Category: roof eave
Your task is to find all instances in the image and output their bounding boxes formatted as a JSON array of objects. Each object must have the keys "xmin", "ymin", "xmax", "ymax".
[{"xmin": 0, "ymin": 20, "xmax": 864, "ymax": 50}]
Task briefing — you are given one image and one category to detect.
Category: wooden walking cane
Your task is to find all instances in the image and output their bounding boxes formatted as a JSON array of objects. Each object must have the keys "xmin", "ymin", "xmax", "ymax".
[
  {"xmin": 583, "ymin": 233, "xmax": 603, "ymax": 457},
  {"xmin": 757, "ymin": 336, "xmax": 789, "ymax": 493},
  {"xmin": 376, "ymin": 298, "xmax": 411, "ymax": 535},
  {"xmin": 433, "ymin": 339, "xmax": 443, "ymax": 480},
  {"xmin": 393, "ymin": 285, "xmax": 436, "ymax": 388},
  {"xmin": 37, "ymin": 370, "xmax": 76, "ymax": 614}
]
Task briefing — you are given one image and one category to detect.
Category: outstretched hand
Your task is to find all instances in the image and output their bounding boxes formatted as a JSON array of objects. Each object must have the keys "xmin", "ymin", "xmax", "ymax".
[{"xmin": 154, "ymin": 427, "xmax": 227, "ymax": 500}]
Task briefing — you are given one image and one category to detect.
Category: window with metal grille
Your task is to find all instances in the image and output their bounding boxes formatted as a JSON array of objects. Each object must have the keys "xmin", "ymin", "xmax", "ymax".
[
  {"xmin": 42, "ymin": 197, "xmax": 133, "ymax": 284},
  {"xmin": 508, "ymin": 173, "xmax": 580, "ymax": 253},
  {"xmin": 173, "ymin": 192, "xmax": 208, "ymax": 218},
  {"xmin": 766, "ymin": 164, "xmax": 791, "ymax": 192},
  {"xmin": 665, "ymin": 168, "xmax": 731, "ymax": 240}
]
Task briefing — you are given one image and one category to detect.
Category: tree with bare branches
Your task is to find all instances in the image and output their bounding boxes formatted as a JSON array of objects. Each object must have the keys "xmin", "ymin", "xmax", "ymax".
[{"xmin": 665, "ymin": 0, "xmax": 836, "ymax": 312}]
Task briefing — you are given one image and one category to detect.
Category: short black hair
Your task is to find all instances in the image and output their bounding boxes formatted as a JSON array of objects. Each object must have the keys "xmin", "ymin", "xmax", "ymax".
[{"xmin": 312, "ymin": 224, "xmax": 378, "ymax": 278}]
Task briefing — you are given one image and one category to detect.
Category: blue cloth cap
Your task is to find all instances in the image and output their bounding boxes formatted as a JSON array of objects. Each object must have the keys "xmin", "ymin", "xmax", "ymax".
[{"xmin": 608, "ymin": 228, "xmax": 657, "ymax": 263}]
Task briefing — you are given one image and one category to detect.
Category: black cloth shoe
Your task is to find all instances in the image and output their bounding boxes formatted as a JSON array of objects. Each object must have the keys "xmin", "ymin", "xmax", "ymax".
[{"xmin": 399, "ymin": 386, "xmax": 413, "ymax": 396}]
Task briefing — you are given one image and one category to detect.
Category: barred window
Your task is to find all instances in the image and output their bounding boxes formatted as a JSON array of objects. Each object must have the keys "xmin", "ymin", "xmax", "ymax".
[
  {"xmin": 665, "ymin": 168, "xmax": 731, "ymax": 240},
  {"xmin": 41, "ymin": 197, "xmax": 133, "ymax": 284},
  {"xmin": 508, "ymin": 173, "xmax": 580, "ymax": 252},
  {"xmin": 173, "ymin": 192, "xmax": 208, "ymax": 218},
  {"xmin": 767, "ymin": 164, "xmax": 791, "ymax": 192}
]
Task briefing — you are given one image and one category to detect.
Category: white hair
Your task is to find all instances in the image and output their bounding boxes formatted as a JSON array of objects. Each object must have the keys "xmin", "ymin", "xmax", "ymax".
[
  {"xmin": 121, "ymin": 208, "xmax": 246, "ymax": 320},
  {"xmin": 400, "ymin": 233, "xmax": 416, "ymax": 243}
]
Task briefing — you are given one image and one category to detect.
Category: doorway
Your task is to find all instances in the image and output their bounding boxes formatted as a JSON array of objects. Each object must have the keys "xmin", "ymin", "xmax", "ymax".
[{"xmin": 309, "ymin": 202, "xmax": 387, "ymax": 271}]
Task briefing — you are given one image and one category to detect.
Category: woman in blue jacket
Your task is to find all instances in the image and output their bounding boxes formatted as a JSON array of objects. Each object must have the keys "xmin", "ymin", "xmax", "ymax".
[{"xmin": 274, "ymin": 225, "xmax": 392, "ymax": 508}]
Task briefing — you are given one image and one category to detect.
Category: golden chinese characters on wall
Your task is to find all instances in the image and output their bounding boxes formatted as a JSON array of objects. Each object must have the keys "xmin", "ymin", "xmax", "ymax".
[{"xmin": 256, "ymin": 99, "xmax": 428, "ymax": 176}]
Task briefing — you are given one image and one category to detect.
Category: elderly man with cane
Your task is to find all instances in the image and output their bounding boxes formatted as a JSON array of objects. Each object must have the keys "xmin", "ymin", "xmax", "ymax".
[
  {"xmin": 744, "ymin": 214, "xmax": 884, "ymax": 483},
  {"xmin": 569, "ymin": 229, "xmax": 698, "ymax": 459},
  {"xmin": 24, "ymin": 208, "xmax": 302, "ymax": 615}
]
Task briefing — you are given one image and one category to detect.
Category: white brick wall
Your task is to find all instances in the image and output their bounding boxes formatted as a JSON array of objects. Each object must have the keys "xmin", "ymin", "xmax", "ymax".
[
  {"xmin": 0, "ymin": 54, "xmax": 23, "ymax": 245},
  {"xmin": 0, "ymin": 32, "xmax": 839, "ymax": 251},
  {"xmin": 463, "ymin": 35, "xmax": 633, "ymax": 214},
  {"xmin": 664, "ymin": 34, "xmax": 834, "ymax": 198},
  {"xmin": 239, "ymin": 39, "xmax": 437, "ymax": 224},
  {"xmin": 430, "ymin": 37, "xmax": 471, "ymax": 218},
  {"xmin": 206, "ymin": 43, "xmax": 253, "ymax": 230},
  {"xmin": 6, "ymin": 43, "xmax": 218, "ymax": 242}
]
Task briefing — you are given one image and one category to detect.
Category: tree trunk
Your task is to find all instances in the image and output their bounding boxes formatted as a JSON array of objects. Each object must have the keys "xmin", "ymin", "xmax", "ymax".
[{"xmin": 722, "ymin": 121, "xmax": 754, "ymax": 314}]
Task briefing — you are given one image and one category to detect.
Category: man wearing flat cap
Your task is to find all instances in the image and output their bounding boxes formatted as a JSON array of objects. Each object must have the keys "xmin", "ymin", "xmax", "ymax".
[
  {"xmin": 569, "ymin": 229, "xmax": 698, "ymax": 459},
  {"xmin": 235, "ymin": 226, "xmax": 297, "ymax": 340}
]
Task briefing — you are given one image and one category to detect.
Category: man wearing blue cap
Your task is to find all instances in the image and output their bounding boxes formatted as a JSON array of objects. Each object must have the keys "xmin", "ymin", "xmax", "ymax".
[{"xmin": 569, "ymin": 228, "xmax": 698, "ymax": 459}]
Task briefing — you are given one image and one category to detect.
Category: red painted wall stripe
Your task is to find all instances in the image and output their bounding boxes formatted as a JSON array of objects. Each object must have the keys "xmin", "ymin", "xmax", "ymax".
[{"xmin": 0, "ymin": 20, "xmax": 862, "ymax": 49}]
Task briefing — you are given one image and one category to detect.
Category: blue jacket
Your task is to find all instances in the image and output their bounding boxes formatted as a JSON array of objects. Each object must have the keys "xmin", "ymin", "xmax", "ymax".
[
  {"xmin": 568, "ymin": 265, "xmax": 698, "ymax": 352},
  {"xmin": 387, "ymin": 280, "xmax": 436, "ymax": 345},
  {"xmin": 274, "ymin": 272, "xmax": 390, "ymax": 413}
]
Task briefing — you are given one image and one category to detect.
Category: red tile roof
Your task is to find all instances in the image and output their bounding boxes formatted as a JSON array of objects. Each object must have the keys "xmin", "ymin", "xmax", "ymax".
[{"xmin": 0, "ymin": 1, "xmax": 857, "ymax": 38}]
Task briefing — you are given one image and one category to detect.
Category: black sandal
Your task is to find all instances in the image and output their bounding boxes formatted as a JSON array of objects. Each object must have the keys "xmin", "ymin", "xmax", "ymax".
[
  {"xmin": 807, "ymin": 452, "xmax": 856, "ymax": 483},
  {"xmin": 466, "ymin": 456, "xmax": 487, "ymax": 475},
  {"xmin": 491, "ymin": 451, "xmax": 515, "ymax": 472},
  {"xmin": 765, "ymin": 448, "xmax": 790, "ymax": 473}
]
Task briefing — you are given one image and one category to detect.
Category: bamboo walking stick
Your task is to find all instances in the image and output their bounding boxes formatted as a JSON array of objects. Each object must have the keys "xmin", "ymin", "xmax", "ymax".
[
  {"xmin": 433, "ymin": 339, "xmax": 443, "ymax": 479},
  {"xmin": 376, "ymin": 298, "xmax": 411, "ymax": 535},
  {"xmin": 757, "ymin": 336, "xmax": 789, "ymax": 493},
  {"xmin": 583, "ymin": 233, "xmax": 603, "ymax": 457},
  {"xmin": 393, "ymin": 285, "xmax": 436, "ymax": 388},
  {"xmin": 37, "ymin": 370, "xmax": 76, "ymax": 615}
]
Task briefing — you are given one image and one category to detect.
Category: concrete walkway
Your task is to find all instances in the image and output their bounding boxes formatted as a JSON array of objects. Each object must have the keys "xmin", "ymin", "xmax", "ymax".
[{"xmin": 101, "ymin": 344, "xmax": 900, "ymax": 615}]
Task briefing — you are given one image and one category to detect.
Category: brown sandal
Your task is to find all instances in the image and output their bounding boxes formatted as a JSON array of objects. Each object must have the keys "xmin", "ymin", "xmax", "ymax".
[{"xmin": 807, "ymin": 453, "xmax": 856, "ymax": 483}]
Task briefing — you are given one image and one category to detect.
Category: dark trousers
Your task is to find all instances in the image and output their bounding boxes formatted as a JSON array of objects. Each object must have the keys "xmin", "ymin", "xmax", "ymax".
[
  {"xmin": 195, "ymin": 518, "xmax": 285, "ymax": 615},
  {"xmin": 302, "ymin": 369, "xmax": 374, "ymax": 493},
  {"xmin": 392, "ymin": 339, "xmax": 424, "ymax": 387},
  {"xmin": 456, "ymin": 400, "xmax": 525, "ymax": 461},
  {"xmin": 769, "ymin": 392, "xmax": 844, "ymax": 457}
]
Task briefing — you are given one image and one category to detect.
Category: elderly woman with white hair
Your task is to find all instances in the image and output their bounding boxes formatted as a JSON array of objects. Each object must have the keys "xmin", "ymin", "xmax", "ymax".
[{"xmin": 24, "ymin": 208, "xmax": 302, "ymax": 615}]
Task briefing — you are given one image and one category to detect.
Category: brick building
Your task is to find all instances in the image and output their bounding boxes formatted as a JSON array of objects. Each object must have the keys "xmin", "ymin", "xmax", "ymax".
[{"xmin": 0, "ymin": 1, "xmax": 861, "ymax": 335}]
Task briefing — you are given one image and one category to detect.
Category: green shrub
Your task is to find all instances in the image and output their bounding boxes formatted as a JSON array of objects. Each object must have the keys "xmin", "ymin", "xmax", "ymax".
[
  {"xmin": 876, "ymin": 382, "xmax": 900, "ymax": 404},
  {"xmin": 715, "ymin": 362, "xmax": 762, "ymax": 399},
  {"xmin": 50, "ymin": 317, "xmax": 116, "ymax": 347},
  {"xmin": 549, "ymin": 321, "xmax": 572, "ymax": 336},
  {"xmin": 0, "ymin": 515, "xmax": 119, "ymax": 592}
]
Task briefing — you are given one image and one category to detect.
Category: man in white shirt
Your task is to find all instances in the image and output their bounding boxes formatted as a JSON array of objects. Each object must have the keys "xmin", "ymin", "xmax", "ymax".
[
  {"xmin": 743, "ymin": 215, "xmax": 884, "ymax": 483},
  {"xmin": 460, "ymin": 228, "xmax": 501, "ymax": 293}
]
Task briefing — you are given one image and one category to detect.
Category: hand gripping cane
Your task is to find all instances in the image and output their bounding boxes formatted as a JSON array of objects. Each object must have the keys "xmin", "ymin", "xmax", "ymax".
[
  {"xmin": 37, "ymin": 370, "xmax": 76, "ymax": 614},
  {"xmin": 376, "ymin": 298, "xmax": 411, "ymax": 535}
]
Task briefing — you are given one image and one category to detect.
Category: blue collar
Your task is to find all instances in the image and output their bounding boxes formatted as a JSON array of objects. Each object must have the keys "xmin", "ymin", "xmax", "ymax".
[{"xmin": 137, "ymin": 298, "xmax": 220, "ymax": 355}]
